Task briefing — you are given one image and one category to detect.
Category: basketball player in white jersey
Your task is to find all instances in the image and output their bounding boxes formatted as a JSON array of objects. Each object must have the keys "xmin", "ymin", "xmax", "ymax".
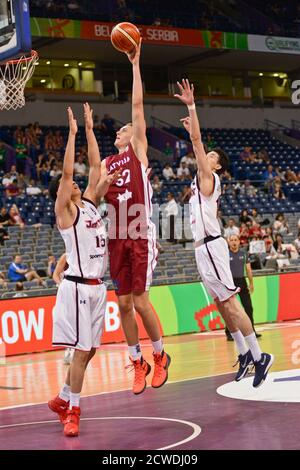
[
  {"xmin": 98, "ymin": 41, "xmax": 170, "ymax": 395},
  {"xmin": 48, "ymin": 104, "xmax": 119, "ymax": 437},
  {"xmin": 174, "ymin": 79, "xmax": 274, "ymax": 387}
]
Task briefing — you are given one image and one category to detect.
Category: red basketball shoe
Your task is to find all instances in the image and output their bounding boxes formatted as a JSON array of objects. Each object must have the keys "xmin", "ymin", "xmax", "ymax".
[
  {"xmin": 64, "ymin": 406, "xmax": 81, "ymax": 437},
  {"xmin": 48, "ymin": 395, "xmax": 69, "ymax": 424},
  {"xmin": 151, "ymin": 350, "xmax": 171, "ymax": 388},
  {"xmin": 127, "ymin": 357, "xmax": 151, "ymax": 395}
]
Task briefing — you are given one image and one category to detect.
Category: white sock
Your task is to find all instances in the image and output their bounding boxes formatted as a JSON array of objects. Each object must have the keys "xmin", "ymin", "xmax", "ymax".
[
  {"xmin": 231, "ymin": 330, "xmax": 249, "ymax": 356},
  {"xmin": 152, "ymin": 338, "xmax": 163, "ymax": 354},
  {"xmin": 128, "ymin": 344, "xmax": 142, "ymax": 361},
  {"xmin": 244, "ymin": 333, "xmax": 262, "ymax": 362},
  {"xmin": 59, "ymin": 383, "xmax": 70, "ymax": 402},
  {"xmin": 69, "ymin": 392, "xmax": 80, "ymax": 409}
]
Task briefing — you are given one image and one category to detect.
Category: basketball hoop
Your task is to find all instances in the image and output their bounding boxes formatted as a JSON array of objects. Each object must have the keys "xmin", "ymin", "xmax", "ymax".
[{"xmin": 0, "ymin": 50, "xmax": 39, "ymax": 111}]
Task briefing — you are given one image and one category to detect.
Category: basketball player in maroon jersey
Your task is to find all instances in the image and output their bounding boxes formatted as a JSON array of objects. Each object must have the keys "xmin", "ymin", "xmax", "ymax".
[{"xmin": 99, "ymin": 41, "xmax": 171, "ymax": 395}]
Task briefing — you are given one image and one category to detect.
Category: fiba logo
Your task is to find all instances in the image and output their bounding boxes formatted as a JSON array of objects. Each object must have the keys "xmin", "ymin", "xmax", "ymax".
[
  {"xmin": 291, "ymin": 80, "xmax": 300, "ymax": 105},
  {"xmin": 266, "ymin": 37, "xmax": 276, "ymax": 51}
]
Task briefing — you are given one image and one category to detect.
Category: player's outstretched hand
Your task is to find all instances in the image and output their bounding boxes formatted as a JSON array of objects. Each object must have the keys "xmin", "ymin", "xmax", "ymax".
[
  {"xmin": 174, "ymin": 79, "xmax": 195, "ymax": 106},
  {"xmin": 67, "ymin": 107, "xmax": 77, "ymax": 135},
  {"xmin": 180, "ymin": 116, "xmax": 191, "ymax": 134},
  {"xmin": 127, "ymin": 38, "xmax": 142, "ymax": 65},
  {"xmin": 84, "ymin": 102, "xmax": 93, "ymax": 130},
  {"xmin": 107, "ymin": 169, "xmax": 122, "ymax": 185}
]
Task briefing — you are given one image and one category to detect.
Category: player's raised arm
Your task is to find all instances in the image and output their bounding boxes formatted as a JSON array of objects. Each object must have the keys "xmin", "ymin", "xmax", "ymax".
[
  {"xmin": 96, "ymin": 169, "xmax": 122, "ymax": 198},
  {"xmin": 127, "ymin": 40, "xmax": 148, "ymax": 167},
  {"xmin": 174, "ymin": 79, "xmax": 214, "ymax": 196},
  {"xmin": 55, "ymin": 107, "xmax": 77, "ymax": 218},
  {"xmin": 83, "ymin": 102, "xmax": 102, "ymax": 205}
]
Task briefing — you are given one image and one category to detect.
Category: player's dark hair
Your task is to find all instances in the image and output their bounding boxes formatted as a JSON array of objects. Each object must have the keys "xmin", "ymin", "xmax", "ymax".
[
  {"xmin": 213, "ymin": 147, "xmax": 230, "ymax": 175},
  {"xmin": 48, "ymin": 175, "xmax": 62, "ymax": 202}
]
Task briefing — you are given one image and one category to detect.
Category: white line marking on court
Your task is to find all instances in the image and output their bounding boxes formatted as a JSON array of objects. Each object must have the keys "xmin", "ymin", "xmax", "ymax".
[
  {"xmin": 0, "ymin": 416, "xmax": 201, "ymax": 450},
  {"xmin": 0, "ymin": 370, "xmax": 236, "ymax": 411}
]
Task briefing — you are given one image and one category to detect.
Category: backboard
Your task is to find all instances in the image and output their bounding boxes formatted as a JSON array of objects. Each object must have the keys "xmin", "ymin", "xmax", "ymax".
[{"xmin": 0, "ymin": 0, "xmax": 31, "ymax": 62}]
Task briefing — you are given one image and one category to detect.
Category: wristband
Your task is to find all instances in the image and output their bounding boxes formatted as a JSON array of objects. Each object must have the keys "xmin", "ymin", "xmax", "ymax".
[{"xmin": 188, "ymin": 103, "xmax": 196, "ymax": 111}]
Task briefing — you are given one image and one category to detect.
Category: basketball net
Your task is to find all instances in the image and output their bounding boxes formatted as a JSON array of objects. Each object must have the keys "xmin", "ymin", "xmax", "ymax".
[{"xmin": 0, "ymin": 50, "xmax": 39, "ymax": 111}]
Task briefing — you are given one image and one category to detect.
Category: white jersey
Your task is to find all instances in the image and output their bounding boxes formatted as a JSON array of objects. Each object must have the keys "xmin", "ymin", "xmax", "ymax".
[
  {"xmin": 189, "ymin": 172, "xmax": 222, "ymax": 243},
  {"xmin": 58, "ymin": 198, "xmax": 108, "ymax": 279}
]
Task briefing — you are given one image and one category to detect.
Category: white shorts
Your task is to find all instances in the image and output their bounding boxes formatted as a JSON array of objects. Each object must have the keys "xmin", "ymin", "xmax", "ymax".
[
  {"xmin": 52, "ymin": 279, "xmax": 107, "ymax": 351},
  {"xmin": 195, "ymin": 237, "xmax": 240, "ymax": 302}
]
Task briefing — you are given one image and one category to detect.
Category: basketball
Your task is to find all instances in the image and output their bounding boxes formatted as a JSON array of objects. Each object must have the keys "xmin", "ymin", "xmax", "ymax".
[{"xmin": 111, "ymin": 22, "xmax": 141, "ymax": 54}]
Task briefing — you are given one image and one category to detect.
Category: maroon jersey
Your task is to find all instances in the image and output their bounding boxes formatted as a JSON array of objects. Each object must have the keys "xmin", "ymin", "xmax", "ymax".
[{"xmin": 105, "ymin": 142, "xmax": 154, "ymax": 239}]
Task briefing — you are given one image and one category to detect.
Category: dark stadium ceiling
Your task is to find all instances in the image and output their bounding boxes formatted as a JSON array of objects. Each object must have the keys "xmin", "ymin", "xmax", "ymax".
[{"xmin": 32, "ymin": 37, "xmax": 300, "ymax": 74}]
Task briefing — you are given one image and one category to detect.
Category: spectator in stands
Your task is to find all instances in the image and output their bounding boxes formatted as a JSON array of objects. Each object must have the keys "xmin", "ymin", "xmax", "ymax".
[
  {"xmin": 273, "ymin": 182, "xmax": 286, "ymax": 199},
  {"xmin": 239, "ymin": 222, "xmax": 250, "ymax": 247},
  {"xmin": 294, "ymin": 231, "xmax": 300, "ymax": 254},
  {"xmin": 273, "ymin": 213, "xmax": 290, "ymax": 235},
  {"xmin": 13, "ymin": 282, "xmax": 28, "ymax": 298},
  {"xmin": 164, "ymin": 193, "xmax": 178, "ymax": 243},
  {"xmin": 49, "ymin": 164, "xmax": 62, "ymax": 179},
  {"xmin": 257, "ymin": 148, "xmax": 270, "ymax": 164},
  {"xmin": 2, "ymin": 166, "xmax": 19, "ymax": 188},
  {"xmin": 177, "ymin": 162, "xmax": 191, "ymax": 180},
  {"xmin": 0, "ymin": 224, "xmax": 9, "ymax": 245},
  {"xmin": 239, "ymin": 209, "xmax": 252, "ymax": 226},
  {"xmin": 250, "ymin": 208, "xmax": 263, "ymax": 225},
  {"xmin": 74, "ymin": 155, "xmax": 87, "ymax": 176},
  {"xmin": 33, "ymin": 121, "xmax": 42, "ymax": 137},
  {"xmin": 180, "ymin": 186, "xmax": 192, "ymax": 203},
  {"xmin": 101, "ymin": 114, "xmax": 116, "ymax": 136},
  {"xmin": 0, "ymin": 142, "xmax": 6, "ymax": 171},
  {"xmin": 263, "ymin": 165, "xmax": 276, "ymax": 183},
  {"xmin": 263, "ymin": 231, "xmax": 275, "ymax": 255},
  {"xmin": 240, "ymin": 146, "xmax": 253, "ymax": 162},
  {"xmin": 13, "ymin": 126, "xmax": 24, "ymax": 142},
  {"xmin": 180, "ymin": 151, "xmax": 197, "ymax": 170},
  {"xmin": 45, "ymin": 130, "xmax": 56, "ymax": 151},
  {"xmin": 8, "ymin": 204, "xmax": 25, "ymax": 229},
  {"xmin": 8, "ymin": 255, "xmax": 46, "ymax": 286},
  {"xmin": 249, "ymin": 221, "xmax": 263, "ymax": 239},
  {"xmin": 206, "ymin": 133, "xmax": 217, "ymax": 151},
  {"xmin": 48, "ymin": 255, "xmax": 57, "ymax": 278},
  {"xmin": 5, "ymin": 179, "xmax": 20, "ymax": 197},
  {"xmin": 0, "ymin": 207, "xmax": 12, "ymax": 228},
  {"xmin": 0, "ymin": 271, "xmax": 7, "ymax": 289},
  {"xmin": 237, "ymin": 179, "xmax": 257, "ymax": 197},
  {"xmin": 163, "ymin": 142, "xmax": 174, "ymax": 158},
  {"xmin": 53, "ymin": 130, "xmax": 64, "ymax": 150},
  {"xmin": 14, "ymin": 137, "xmax": 28, "ymax": 174},
  {"xmin": 285, "ymin": 168, "xmax": 298, "ymax": 183},
  {"xmin": 273, "ymin": 234, "xmax": 287, "ymax": 255},
  {"xmin": 274, "ymin": 166, "xmax": 285, "ymax": 181},
  {"xmin": 26, "ymin": 179, "xmax": 42, "ymax": 196},
  {"xmin": 163, "ymin": 163, "xmax": 176, "ymax": 180},
  {"xmin": 224, "ymin": 219, "xmax": 240, "ymax": 239},
  {"xmin": 176, "ymin": 138, "xmax": 188, "ymax": 159},
  {"xmin": 152, "ymin": 175, "xmax": 162, "ymax": 194}
]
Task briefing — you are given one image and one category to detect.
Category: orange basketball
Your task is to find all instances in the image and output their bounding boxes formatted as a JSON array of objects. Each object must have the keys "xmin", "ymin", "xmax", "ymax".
[{"xmin": 111, "ymin": 22, "xmax": 141, "ymax": 54}]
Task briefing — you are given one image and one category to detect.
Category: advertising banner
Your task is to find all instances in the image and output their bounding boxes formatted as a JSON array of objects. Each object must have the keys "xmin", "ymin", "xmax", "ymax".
[
  {"xmin": 248, "ymin": 34, "xmax": 300, "ymax": 54},
  {"xmin": 1, "ymin": 273, "xmax": 299, "ymax": 356},
  {"xmin": 30, "ymin": 17, "xmax": 248, "ymax": 50}
]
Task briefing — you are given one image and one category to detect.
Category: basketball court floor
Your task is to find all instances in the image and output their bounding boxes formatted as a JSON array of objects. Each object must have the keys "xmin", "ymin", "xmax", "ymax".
[{"xmin": 1, "ymin": 321, "xmax": 300, "ymax": 450}]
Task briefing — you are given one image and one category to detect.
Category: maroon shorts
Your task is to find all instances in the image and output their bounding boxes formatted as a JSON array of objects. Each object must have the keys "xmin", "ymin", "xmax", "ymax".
[{"xmin": 108, "ymin": 234, "xmax": 157, "ymax": 296}]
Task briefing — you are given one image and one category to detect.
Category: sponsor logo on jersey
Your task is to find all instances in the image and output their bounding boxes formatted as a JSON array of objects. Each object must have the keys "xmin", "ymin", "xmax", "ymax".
[
  {"xmin": 109, "ymin": 156, "xmax": 130, "ymax": 172},
  {"xmin": 86, "ymin": 218, "xmax": 101, "ymax": 228},
  {"xmin": 90, "ymin": 254, "xmax": 104, "ymax": 259}
]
